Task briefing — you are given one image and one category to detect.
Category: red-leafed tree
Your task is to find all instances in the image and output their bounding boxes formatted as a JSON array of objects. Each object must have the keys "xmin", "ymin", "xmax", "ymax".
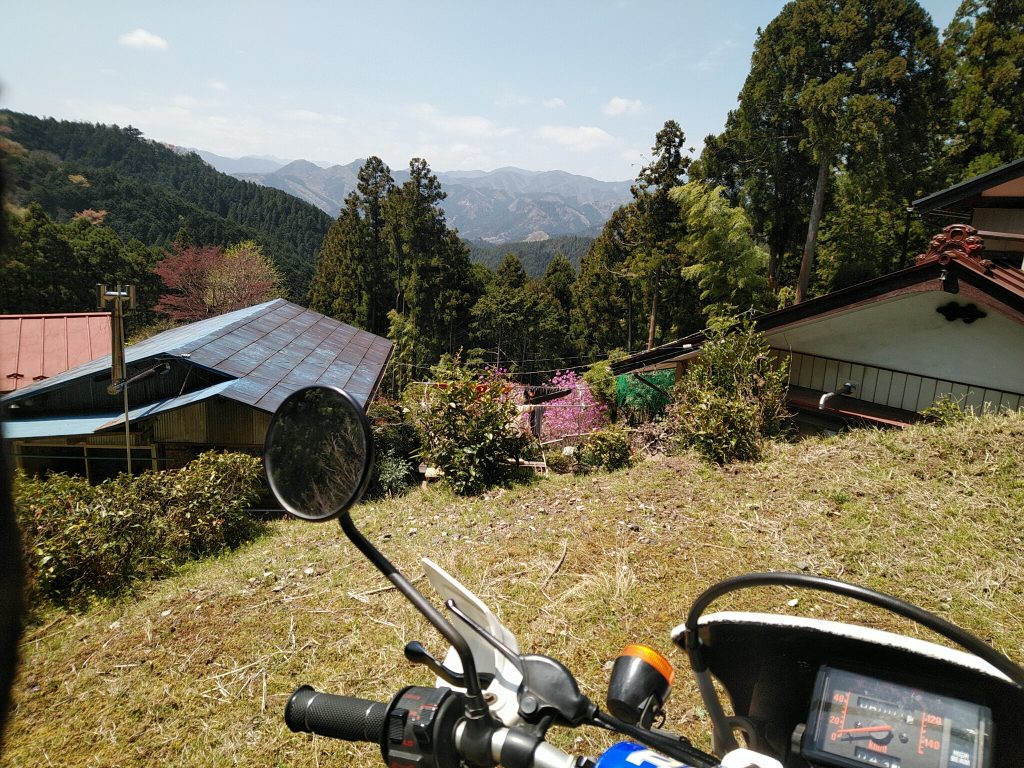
[
  {"xmin": 154, "ymin": 245, "xmax": 224, "ymax": 320},
  {"xmin": 154, "ymin": 241, "xmax": 282, "ymax": 321}
]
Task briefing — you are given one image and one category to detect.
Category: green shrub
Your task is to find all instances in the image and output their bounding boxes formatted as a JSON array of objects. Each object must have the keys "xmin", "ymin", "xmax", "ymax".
[
  {"xmin": 577, "ymin": 425, "xmax": 633, "ymax": 472},
  {"xmin": 370, "ymin": 449, "xmax": 414, "ymax": 498},
  {"xmin": 369, "ymin": 398, "xmax": 420, "ymax": 460},
  {"xmin": 16, "ymin": 472, "xmax": 169, "ymax": 605},
  {"xmin": 668, "ymin": 317, "xmax": 789, "ymax": 464},
  {"xmin": 407, "ymin": 355, "xmax": 529, "ymax": 495},
  {"xmin": 544, "ymin": 450, "xmax": 572, "ymax": 474},
  {"xmin": 367, "ymin": 399, "xmax": 418, "ymax": 498},
  {"xmin": 160, "ymin": 452, "xmax": 264, "ymax": 558},
  {"xmin": 921, "ymin": 394, "xmax": 968, "ymax": 426},
  {"xmin": 582, "ymin": 354, "xmax": 621, "ymax": 416},
  {"xmin": 15, "ymin": 451, "xmax": 264, "ymax": 607}
]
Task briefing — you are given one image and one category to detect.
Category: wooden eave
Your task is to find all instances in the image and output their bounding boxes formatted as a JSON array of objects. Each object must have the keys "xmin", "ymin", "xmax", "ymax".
[
  {"xmin": 913, "ymin": 157, "xmax": 1024, "ymax": 214},
  {"xmin": 610, "ymin": 224, "xmax": 1024, "ymax": 378}
]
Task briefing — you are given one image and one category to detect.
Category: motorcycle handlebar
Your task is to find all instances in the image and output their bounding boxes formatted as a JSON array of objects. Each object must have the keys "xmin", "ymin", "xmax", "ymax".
[
  {"xmin": 284, "ymin": 684, "xmax": 582, "ymax": 768},
  {"xmin": 284, "ymin": 685, "xmax": 389, "ymax": 744}
]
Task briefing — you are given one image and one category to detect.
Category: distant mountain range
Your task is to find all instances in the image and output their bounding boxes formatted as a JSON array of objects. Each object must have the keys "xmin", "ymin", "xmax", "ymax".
[{"xmin": 195, "ymin": 150, "xmax": 632, "ymax": 244}]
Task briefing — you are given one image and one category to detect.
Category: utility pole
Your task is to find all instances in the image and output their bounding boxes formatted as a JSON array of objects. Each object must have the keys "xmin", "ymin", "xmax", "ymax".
[{"xmin": 97, "ymin": 284, "xmax": 136, "ymax": 474}]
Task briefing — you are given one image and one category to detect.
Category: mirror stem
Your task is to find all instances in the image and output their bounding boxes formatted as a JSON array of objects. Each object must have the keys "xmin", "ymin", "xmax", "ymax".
[{"xmin": 339, "ymin": 516, "xmax": 491, "ymax": 719}]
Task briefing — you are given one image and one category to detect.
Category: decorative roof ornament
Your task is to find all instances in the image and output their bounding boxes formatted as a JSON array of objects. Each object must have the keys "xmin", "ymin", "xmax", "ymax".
[{"xmin": 916, "ymin": 224, "xmax": 993, "ymax": 273}]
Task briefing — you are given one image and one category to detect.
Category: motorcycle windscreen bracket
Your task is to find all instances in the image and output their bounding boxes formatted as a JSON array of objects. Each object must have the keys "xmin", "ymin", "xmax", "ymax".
[{"xmin": 422, "ymin": 557, "xmax": 525, "ymax": 726}]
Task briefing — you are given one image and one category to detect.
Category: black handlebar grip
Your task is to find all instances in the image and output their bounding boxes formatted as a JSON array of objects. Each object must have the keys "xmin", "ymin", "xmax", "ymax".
[{"xmin": 285, "ymin": 685, "xmax": 389, "ymax": 744}]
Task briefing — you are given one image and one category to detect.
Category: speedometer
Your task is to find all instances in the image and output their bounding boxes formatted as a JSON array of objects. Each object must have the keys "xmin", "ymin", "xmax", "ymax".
[{"xmin": 803, "ymin": 667, "xmax": 991, "ymax": 768}]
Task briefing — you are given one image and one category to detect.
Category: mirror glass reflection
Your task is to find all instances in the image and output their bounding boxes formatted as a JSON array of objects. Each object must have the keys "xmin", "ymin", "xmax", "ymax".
[{"xmin": 264, "ymin": 386, "xmax": 372, "ymax": 521}]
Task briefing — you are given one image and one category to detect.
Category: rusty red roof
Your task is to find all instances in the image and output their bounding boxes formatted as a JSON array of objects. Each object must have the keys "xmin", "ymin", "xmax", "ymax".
[
  {"xmin": 912, "ymin": 223, "xmax": 1024, "ymax": 305},
  {"xmin": 0, "ymin": 313, "xmax": 111, "ymax": 394}
]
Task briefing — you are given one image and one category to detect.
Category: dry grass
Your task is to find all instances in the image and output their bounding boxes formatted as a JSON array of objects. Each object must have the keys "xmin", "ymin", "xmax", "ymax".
[{"xmin": 4, "ymin": 413, "xmax": 1023, "ymax": 766}]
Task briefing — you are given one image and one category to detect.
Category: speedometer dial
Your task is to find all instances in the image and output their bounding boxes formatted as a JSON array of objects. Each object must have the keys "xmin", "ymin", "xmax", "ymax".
[{"xmin": 803, "ymin": 667, "xmax": 991, "ymax": 768}]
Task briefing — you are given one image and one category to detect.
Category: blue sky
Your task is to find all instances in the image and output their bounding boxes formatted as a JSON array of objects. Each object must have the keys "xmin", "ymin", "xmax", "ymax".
[{"xmin": 2, "ymin": 1, "xmax": 963, "ymax": 181}]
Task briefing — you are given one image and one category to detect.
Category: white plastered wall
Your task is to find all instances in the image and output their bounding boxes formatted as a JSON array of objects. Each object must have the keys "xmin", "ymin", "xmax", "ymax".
[{"xmin": 765, "ymin": 291, "xmax": 1024, "ymax": 396}]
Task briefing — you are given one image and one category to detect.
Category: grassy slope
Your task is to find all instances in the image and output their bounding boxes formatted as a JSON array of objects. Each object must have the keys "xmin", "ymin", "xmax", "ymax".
[{"xmin": 5, "ymin": 414, "xmax": 1024, "ymax": 766}]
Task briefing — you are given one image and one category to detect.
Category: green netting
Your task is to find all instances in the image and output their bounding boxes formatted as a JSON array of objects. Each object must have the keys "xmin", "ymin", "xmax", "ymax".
[{"xmin": 615, "ymin": 369, "xmax": 674, "ymax": 417}]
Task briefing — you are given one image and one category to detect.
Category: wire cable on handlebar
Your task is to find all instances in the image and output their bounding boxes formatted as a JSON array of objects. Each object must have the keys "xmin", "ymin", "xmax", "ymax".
[
  {"xmin": 683, "ymin": 572, "xmax": 1024, "ymax": 686},
  {"xmin": 592, "ymin": 710, "xmax": 720, "ymax": 768},
  {"xmin": 338, "ymin": 515, "xmax": 492, "ymax": 719}
]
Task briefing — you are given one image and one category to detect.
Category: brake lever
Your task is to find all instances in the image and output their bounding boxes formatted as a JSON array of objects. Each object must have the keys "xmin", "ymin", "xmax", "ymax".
[
  {"xmin": 447, "ymin": 599, "xmax": 595, "ymax": 728},
  {"xmin": 405, "ymin": 640, "xmax": 467, "ymax": 686}
]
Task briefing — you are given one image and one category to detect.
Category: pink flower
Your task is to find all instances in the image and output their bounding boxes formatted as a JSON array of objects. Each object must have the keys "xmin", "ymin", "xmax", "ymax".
[{"xmin": 535, "ymin": 370, "xmax": 608, "ymax": 441}]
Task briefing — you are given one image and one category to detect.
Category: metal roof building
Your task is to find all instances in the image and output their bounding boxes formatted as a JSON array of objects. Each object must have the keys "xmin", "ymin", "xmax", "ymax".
[
  {"xmin": 1, "ymin": 312, "xmax": 111, "ymax": 394},
  {"xmin": 1, "ymin": 299, "xmax": 393, "ymax": 481}
]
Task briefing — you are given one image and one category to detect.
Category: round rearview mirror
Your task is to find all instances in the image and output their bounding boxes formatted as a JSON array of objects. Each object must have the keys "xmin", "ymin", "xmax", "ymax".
[{"xmin": 264, "ymin": 386, "xmax": 374, "ymax": 522}]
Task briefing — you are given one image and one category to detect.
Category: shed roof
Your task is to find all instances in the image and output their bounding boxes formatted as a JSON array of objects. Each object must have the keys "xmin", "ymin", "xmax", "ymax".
[
  {"xmin": 0, "ymin": 313, "xmax": 111, "ymax": 394},
  {"xmin": 2, "ymin": 299, "xmax": 394, "ymax": 417}
]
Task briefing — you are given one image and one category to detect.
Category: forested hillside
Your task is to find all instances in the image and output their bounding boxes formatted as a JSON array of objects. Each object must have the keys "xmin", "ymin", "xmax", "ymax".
[
  {"xmin": 233, "ymin": 159, "xmax": 630, "ymax": 243},
  {"xmin": 0, "ymin": 111, "xmax": 332, "ymax": 299},
  {"xmin": 466, "ymin": 235, "xmax": 593, "ymax": 276}
]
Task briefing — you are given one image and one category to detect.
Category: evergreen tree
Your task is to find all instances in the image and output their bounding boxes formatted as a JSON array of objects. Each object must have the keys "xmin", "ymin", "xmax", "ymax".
[
  {"xmin": 695, "ymin": 80, "xmax": 817, "ymax": 293},
  {"xmin": 472, "ymin": 254, "xmax": 533, "ymax": 370},
  {"xmin": 540, "ymin": 253, "xmax": 576, "ymax": 325},
  {"xmin": 0, "ymin": 205, "xmax": 162, "ymax": 330},
  {"xmin": 942, "ymin": 0, "xmax": 1024, "ymax": 178},
  {"xmin": 386, "ymin": 159, "xmax": 474, "ymax": 368},
  {"xmin": 700, "ymin": 0, "xmax": 944, "ymax": 302},
  {"xmin": 571, "ymin": 206, "xmax": 638, "ymax": 357},
  {"xmin": 309, "ymin": 157, "xmax": 396, "ymax": 334},
  {"xmin": 627, "ymin": 120, "xmax": 695, "ymax": 348},
  {"xmin": 1, "ymin": 204, "xmax": 88, "ymax": 312},
  {"xmin": 309, "ymin": 204, "xmax": 364, "ymax": 324}
]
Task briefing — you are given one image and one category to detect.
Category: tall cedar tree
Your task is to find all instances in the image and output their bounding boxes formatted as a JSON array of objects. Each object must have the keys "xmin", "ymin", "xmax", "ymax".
[
  {"xmin": 385, "ymin": 159, "xmax": 474, "ymax": 376},
  {"xmin": 571, "ymin": 205, "xmax": 637, "ymax": 357},
  {"xmin": 311, "ymin": 157, "xmax": 474, "ymax": 393},
  {"xmin": 471, "ymin": 254, "xmax": 533, "ymax": 371},
  {"xmin": 942, "ymin": 0, "xmax": 1024, "ymax": 178},
  {"xmin": 309, "ymin": 157, "xmax": 395, "ymax": 335},
  {"xmin": 698, "ymin": 0, "xmax": 944, "ymax": 302},
  {"xmin": 627, "ymin": 120, "xmax": 696, "ymax": 348}
]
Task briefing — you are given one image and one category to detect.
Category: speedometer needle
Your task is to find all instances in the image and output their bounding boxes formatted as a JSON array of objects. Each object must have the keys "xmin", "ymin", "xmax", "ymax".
[{"xmin": 836, "ymin": 726, "xmax": 892, "ymax": 736}]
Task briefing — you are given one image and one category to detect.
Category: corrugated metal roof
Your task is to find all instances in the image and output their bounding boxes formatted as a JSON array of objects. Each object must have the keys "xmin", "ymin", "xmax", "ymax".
[
  {"xmin": 0, "ymin": 313, "xmax": 111, "ymax": 394},
  {"xmin": 98, "ymin": 380, "xmax": 238, "ymax": 429},
  {"xmin": 2, "ymin": 301, "xmax": 394, "ymax": 440},
  {"xmin": 2, "ymin": 413, "xmax": 122, "ymax": 440},
  {"xmin": 2, "ymin": 299, "xmax": 393, "ymax": 409}
]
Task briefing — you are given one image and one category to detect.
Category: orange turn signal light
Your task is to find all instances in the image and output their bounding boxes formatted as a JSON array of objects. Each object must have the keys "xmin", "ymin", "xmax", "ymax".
[{"xmin": 619, "ymin": 643, "xmax": 675, "ymax": 686}]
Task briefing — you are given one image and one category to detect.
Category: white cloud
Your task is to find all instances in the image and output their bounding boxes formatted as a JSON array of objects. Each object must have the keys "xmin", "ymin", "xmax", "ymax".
[
  {"xmin": 691, "ymin": 40, "xmax": 737, "ymax": 73},
  {"xmin": 602, "ymin": 97, "xmax": 645, "ymax": 116},
  {"xmin": 410, "ymin": 103, "xmax": 515, "ymax": 139},
  {"xmin": 170, "ymin": 95, "xmax": 199, "ymax": 109},
  {"xmin": 118, "ymin": 29, "xmax": 168, "ymax": 50},
  {"xmin": 538, "ymin": 125, "xmax": 617, "ymax": 153},
  {"xmin": 208, "ymin": 80, "xmax": 229, "ymax": 92},
  {"xmin": 543, "ymin": 97, "xmax": 566, "ymax": 109},
  {"xmin": 495, "ymin": 94, "xmax": 532, "ymax": 108},
  {"xmin": 280, "ymin": 108, "xmax": 349, "ymax": 126}
]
